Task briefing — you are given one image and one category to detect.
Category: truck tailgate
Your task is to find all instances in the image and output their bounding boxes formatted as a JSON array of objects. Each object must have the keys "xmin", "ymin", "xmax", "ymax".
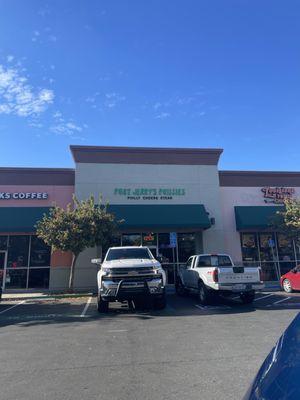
[{"xmin": 218, "ymin": 267, "xmax": 260, "ymax": 284}]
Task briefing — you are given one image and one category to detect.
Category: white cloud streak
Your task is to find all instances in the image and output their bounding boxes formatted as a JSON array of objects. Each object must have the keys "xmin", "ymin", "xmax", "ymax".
[{"xmin": 0, "ymin": 65, "xmax": 54, "ymax": 117}]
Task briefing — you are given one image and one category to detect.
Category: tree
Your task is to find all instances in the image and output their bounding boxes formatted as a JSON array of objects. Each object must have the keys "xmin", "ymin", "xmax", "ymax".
[
  {"xmin": 36, "ymin": 196, "xmax": 119, "ymax": 291},
  {"xmin": 271, "ymin": 199, "xmax": 300, "ymax": 251}
]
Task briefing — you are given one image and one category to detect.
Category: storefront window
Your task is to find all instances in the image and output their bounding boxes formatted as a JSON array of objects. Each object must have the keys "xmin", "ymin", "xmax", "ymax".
[
  {"xmin": 294, "ymin": 239, "xmax": 300, "ymax": 263},
  {"xmin": 5, "ymin": 269, "xmax": 27, "ymax": 289},
  {"xmin": 240, "ymin": 233, "xmax": 259, "ymax": 263},
  {"xmin": 30, "ymin": 236, "xmax": 51, "ymax": 267},
  {"xmin": 102, "ymin": 233, "xmax": 121, "ymax": 257},
  {"xmin": 142, "ymin": 232, "xmax": 157, "ymax": 247},
  {"xmin": 7, "ymin": 235, "xmax": 30, "ymax": 268},
  {"xmin": 0, "ymin": 236, "xmax": 8, "ymax": 250},
  {"xmin": 122, "ymin": 233, "xmax": 141, "ymax": 246},
  {"xmin": 277, "ymin": 234, "xmax": 296, "ymax": 275},
  {"xmin": 28, "ymin": 268, "xmax": 50, "ymax": 289},
  {"xmin": 259, "ymin": 233, "xmax": 278, "ymax": 281},
  {"xmin": 158, "ymin": 233, "xmax": 176, "ymax": 264},
  {"xmin": 177, "ymin": 233, "xmax": 195, "ymax": 262}
]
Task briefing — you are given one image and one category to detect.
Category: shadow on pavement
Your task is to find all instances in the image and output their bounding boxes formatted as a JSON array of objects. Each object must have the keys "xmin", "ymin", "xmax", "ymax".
[{"xmin": 0, "ymin": 292, "xmax": 299, "ymax": 328}]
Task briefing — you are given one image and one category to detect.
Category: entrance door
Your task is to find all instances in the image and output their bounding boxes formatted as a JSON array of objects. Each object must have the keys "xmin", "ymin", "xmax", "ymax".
[{"xmin": 0, "ymin": 251, "xmax": 7, "ymax": 291}]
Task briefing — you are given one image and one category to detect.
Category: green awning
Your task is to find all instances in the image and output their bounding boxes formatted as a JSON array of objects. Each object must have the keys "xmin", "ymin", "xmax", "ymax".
[
  {"xmin": 235, "ymin": 206, "xmax": 284, "ymax": 230},
  {"xmin": 0, "ymin": 207, "xmax": 50, "ymax": 232},
  {"xmin": 109, "ymin": 204, "xmax": 211, "ymax": 230}
]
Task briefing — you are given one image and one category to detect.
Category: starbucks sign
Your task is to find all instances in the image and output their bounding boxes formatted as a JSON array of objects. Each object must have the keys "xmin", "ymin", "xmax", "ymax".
[{"xmin": 0, "ymin": 192, "xmax": 48, "ymax": 200}]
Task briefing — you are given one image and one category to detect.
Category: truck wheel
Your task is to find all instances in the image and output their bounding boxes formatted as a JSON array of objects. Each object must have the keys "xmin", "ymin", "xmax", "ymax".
[
  {"xmin": 153, "ymin": 290, "xmax": 167, "ymax": 310},
  {"xmin": 175, "ymin": 279, "xmax": 187, "ymax": 297},
  {"xmin": 198, "ymin": 281, "xmax": 213, "ymax": 305},
  {"xmin": 240, "ymin": 291, "xmax": 255, "ymax": 304},
  {"xmin": 97, "ymin": 294, "xmax": 109, "ymax": 313}
]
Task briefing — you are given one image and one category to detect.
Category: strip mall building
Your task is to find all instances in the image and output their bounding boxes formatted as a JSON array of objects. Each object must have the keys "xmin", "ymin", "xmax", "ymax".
[{"xmin": 0, "ymin": 145, "xmax": 299, "ymax": 291}]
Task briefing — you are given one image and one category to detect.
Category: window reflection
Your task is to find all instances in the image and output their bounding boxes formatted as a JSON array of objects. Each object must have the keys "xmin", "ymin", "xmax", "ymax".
[
  {"xmin": 7, "ymin": 236, "xmax": 30, "ymax": 268},
  {"xmin": 177, "ymin": 233, "xmax": 195, "ymax": 262},
  {"xmin": 30, "ymin": 236, "xmax": 51, "ymax": 267},
  {"xmin": 0, "ymin": 236, "xmax": 8, "ymax": 250},
  {"xmin": 122, "ymin": 233, "xmax": 141, "ymax": 246}
]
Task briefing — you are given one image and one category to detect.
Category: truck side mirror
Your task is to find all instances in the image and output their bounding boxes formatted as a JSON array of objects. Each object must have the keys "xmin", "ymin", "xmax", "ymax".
[{"xmin": 91, "ymin": 258, "xmax": 102, "ymax": 265}]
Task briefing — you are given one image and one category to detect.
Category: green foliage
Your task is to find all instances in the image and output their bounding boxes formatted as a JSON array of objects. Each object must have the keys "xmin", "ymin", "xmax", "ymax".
[
  {"xmin": 271, "ymin": 199, "xmax": 300, "ymax": 246},
  {"xmin": 36, "ymin": 195, "xmax": 119, "ymax": 256}
]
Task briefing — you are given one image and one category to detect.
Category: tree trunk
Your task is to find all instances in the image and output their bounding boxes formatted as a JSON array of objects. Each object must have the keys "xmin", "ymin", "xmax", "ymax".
[{"xmin": 68, "ymin": 253, "xmax": 78, "ymax": 292}]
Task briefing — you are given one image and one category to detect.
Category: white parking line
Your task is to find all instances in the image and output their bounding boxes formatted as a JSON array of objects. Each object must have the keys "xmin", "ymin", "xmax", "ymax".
[
  {"xmin": 195, "ymin": 304, "xmax": 205, "ymax": 310},
  {"xmin": 80, "ymin": 296, "xmax": 92, "ymax": 317},
  {"xmin": 194, "ymin": 304, "xmax": 232, "ymax": 310},
  {"xmin": 267, "ymin": 297, "xmax": 291, "ymax": 307},
  {"xmin": 254, "ymin": 294, "xmax": 274, "ymax": 302},
  {"xmin": 0, "ymin": 300, "xmax": 26, "ymax": 315},
  {"xmin": 273, "ymin": 297, "xmax": 291, "ymax": 305}
]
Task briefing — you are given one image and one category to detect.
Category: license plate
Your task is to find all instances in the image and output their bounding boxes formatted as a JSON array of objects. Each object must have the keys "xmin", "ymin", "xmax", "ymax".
[{"xmin": 234, "ymin": 284, "xmax": 246, "ymax": 290}]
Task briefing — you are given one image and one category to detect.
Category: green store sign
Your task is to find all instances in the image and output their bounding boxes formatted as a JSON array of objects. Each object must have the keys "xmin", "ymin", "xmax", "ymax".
[{"xmin": 114, "ymin": 187, "xmax": 186, "ymax": 199}]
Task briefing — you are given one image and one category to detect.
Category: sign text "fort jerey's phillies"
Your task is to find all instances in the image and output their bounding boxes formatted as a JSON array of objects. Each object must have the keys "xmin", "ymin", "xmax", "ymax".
[{"xmin": 0, "ymin": 192, "xmax": 48, "ymax": 200}]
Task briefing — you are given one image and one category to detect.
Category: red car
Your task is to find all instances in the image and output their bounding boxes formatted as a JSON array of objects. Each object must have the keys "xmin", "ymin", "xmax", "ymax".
[{"xmin": 280, "ymin": 265, "xmax": 300, "ymax": 292}]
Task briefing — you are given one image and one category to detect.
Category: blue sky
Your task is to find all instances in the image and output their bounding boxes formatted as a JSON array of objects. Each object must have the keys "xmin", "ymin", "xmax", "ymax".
[{"xmin": 0, "ymin": 0, "xmax": 299, "ymax": 170}]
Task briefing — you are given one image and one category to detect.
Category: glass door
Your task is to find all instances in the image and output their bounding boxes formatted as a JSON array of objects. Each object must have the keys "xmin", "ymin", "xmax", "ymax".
[{"xmin": 0, "ymin": 251, "xmax": 7, "ymax": 291}]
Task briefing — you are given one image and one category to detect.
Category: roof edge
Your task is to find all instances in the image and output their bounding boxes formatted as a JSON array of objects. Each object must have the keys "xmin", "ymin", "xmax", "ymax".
[
  {"xmin": 70, "ymin": 145, "xmax": 223, "ymax": 165},
  {"xmin": 220, "ymin": 170, "xmax": 300, "ymax": 187}
]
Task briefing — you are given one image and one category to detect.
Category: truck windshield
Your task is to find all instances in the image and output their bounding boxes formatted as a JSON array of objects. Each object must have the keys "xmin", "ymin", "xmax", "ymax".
[{"xmin": 106, "ymin": 248, "xmax": 152, "ymax": 261}]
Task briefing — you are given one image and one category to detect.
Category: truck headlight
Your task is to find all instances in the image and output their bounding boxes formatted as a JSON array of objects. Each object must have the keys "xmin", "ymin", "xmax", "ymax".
[
  {"xmin": 151, "ymin": 267, "xmax": 162, "ymax": 274},
  {"xmin": 102, "ymin": 267, "xmax": 113, "ymax": 276}
]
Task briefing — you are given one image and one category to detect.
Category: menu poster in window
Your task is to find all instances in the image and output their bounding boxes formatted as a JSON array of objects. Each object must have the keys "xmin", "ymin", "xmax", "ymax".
[
  {"xmin": 277, "ymin": 234, "xmax": 291, "ymax": 249},
  {"xmin": 242, "ymin": 234, "xmax": 255, "ymax": 248},
  {"xmin": 260, "ymin": 235, "xmax": 271, "ymax": 249}
]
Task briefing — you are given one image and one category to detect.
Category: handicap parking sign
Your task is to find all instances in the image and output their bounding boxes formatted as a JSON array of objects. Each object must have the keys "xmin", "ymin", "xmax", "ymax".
[{"xmin": 169, "ymin": 232, "xmax": 177, "ymax": 248}]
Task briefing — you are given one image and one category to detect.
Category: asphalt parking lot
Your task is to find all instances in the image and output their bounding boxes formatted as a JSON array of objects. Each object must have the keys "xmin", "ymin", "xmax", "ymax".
[{"xmin": 0, "ymin": 291, "xmax": 299, "ymax": 400}]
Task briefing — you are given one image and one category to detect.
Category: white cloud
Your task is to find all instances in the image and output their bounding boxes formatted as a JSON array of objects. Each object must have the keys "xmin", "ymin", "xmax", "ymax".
[
  {"xmin": 7, "ymin": 55, "xmax": 14, "ymax": 63},
  {"xmin": 155, "ymin": 112, "xmax": 170, "ymax": 120},
  {"xmin": 50, "ymin": 111, "xmax": 85, "ymax": 137},
  {"xmin": 0, "ymin": 65, "xmax": 54, "ymax": 117},
  {"xmin": 104, "ymin": 92, "xmax": 126, "ymax": 109}
]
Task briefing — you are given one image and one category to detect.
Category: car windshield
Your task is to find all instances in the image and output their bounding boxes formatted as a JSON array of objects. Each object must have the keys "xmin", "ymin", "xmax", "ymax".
[{"xmin": 106, "ymin": 248, "xmax": 152, "ymax": 261}]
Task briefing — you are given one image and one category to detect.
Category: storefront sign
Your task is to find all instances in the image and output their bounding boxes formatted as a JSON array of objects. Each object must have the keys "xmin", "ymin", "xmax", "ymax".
[
  {"xmin": 0, "ymin": 192, "xmax": 48, "ymax": 200},
  {"xmin": 261, "ymin": 187, "xmax": 295, "ymax": 204},
  {"xmin": 114, "ymin": 187, "xmax": 186, "ymax": 201}
]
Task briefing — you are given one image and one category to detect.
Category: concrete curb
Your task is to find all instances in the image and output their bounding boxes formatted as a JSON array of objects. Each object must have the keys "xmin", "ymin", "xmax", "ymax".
[{"xmin": 2, "ymin": 293, "xmax": 94, "ymax": 301}]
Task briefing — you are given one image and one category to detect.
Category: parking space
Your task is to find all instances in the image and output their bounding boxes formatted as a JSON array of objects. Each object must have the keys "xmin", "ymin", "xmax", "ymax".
[
  {"xmin": 0, "ymin": 291, "xmax": 299, "ymax": 400},
  {"xmin": 0, "ymin": 290, "xmax": 299, "ymax": 323}
]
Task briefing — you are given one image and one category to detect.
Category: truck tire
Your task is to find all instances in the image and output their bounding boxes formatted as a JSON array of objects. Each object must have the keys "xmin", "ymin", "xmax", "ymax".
[
  {"xmin": 153, "ymin": 290, "xmax": 167, "ymax": 310},
  {"xmin": 198, "ymin": 281, "xmax": 213, "ymax": 305},
  {"xmin": 240, "ymin": 291, "xmax": 255, "ymax": 304},
  {"xmin": 175, "ymin": 278, "xmax": 187, "ymax": 297},
  {"xmin": 97, "ymin": 293, "xmax": 109, "ymax": 313}
]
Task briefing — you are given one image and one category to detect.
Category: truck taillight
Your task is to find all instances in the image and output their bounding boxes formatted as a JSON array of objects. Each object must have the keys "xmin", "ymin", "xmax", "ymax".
[{"xmin": 213, "ymin": 268, "xmax": 218, "ymax": 283}]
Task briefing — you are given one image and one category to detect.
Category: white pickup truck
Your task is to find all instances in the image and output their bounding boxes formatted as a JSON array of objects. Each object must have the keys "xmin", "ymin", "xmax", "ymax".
[
  {"xmin": 176, "ymin": 253, "xmax": 264, "ymax": 304},
  {"xmin": 92, "ymin": 246, "xmax": 167, "ymax": 313}
]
